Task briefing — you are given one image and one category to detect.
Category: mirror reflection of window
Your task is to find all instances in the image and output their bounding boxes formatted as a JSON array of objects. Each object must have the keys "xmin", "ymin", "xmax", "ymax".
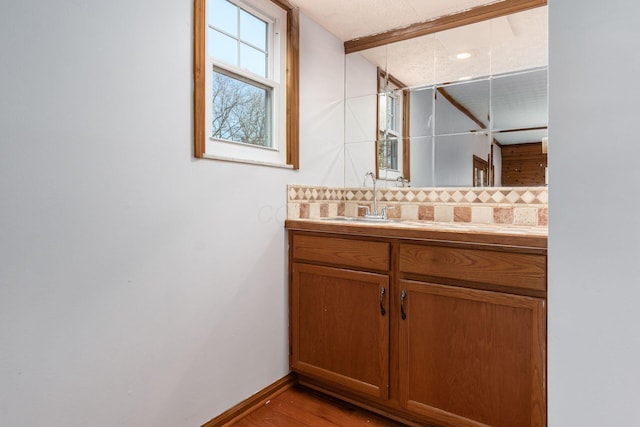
[
  {"xmin": 378, "ymin": 136, "xmax": 399, "ymax": 171},
  {"xmin": 377, "ymin": 69, "xmax": 408, "ymax": 180},
  {"xmin": 379, "ymin": 92, "xmax": 398, "ymax": 134},
  {"xmin": 378, "ymin": 92, "xmax": 399, "ymax": 171}
]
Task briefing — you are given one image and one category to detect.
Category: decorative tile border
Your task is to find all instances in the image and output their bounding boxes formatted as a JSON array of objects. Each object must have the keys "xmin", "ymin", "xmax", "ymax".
[
  {"xmin": 289, "ymin": 185, "xmax": 547, "ymax": 205},
  {"xmin": 287, "ymin": 185, "xmax": 345, "ymax": 202},
  {"xmin": 287, "ymin": 185, "xmax": 548, "ymax": 227}
]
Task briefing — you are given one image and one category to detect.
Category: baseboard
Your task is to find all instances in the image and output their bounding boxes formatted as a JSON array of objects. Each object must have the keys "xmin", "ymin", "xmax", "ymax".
[{"xmin": 201, "ymin": 373, "xmax": 297, "ymax": 427}]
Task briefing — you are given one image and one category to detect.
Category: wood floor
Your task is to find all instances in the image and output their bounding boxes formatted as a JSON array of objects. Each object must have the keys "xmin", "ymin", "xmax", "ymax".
[{"xmin": 230, "ymin": 385, "xmax": 408, "ymax": 426}]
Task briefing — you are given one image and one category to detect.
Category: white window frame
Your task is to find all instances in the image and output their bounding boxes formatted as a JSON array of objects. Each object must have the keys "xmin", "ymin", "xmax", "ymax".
[
  {"xmin": 378, "ymin": 89, "xmax": 404, "ymax": 178},
  {"xmin": 202, "ymin": 0, "xmax": 290, "ymax": 168}
]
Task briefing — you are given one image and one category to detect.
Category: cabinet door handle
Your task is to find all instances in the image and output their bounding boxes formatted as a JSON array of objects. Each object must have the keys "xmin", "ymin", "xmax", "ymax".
[
  {"xmin": 400, "ymin": 290, "xmax": 407, "ymax": 320},
  {"xmin": 379, "ymin": 287, "xmax": 386, "ymax": 316}
]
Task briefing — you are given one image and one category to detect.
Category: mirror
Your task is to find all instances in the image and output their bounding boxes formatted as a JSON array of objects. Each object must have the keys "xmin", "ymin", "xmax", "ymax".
[{"xmin": 344, "ymin": 6, "xmax": 548, "ymax": 187}]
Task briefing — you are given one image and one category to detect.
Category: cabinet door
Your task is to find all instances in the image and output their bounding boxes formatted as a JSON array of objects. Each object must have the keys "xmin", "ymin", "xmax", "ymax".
[
  {"xmin": 291, "ymin": 263, "xmax": 389, "ymax": 400},
  {"xmin": 398, "ymin": 280, "xmax": 545, "ymax": 427}
]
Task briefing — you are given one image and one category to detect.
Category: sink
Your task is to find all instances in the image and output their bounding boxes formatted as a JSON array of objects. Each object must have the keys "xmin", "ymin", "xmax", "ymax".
[{"xmin": 320, "ymin": 216, "xmax": 393, "ymax": 224}]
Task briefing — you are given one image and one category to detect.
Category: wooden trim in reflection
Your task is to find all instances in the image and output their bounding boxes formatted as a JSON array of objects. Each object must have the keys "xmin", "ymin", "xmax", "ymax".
[
  {"xmin": 436, "ymin": 87, "xmax": 487, "ymax": 130},
  {"xmin": 375, "ymin": 68, "xmax": 381, "ymax": 179},
  {"xmin": 378, "ymin": 68, "xmax": 407, "ymax": 92},
  {"xmin": 402, "ymin": 89, "xmax": 411, "ymax": 181},
  {"xmin": 269, "ymin": 0, "xmax": 296, "ymax": 9},
  {"xmin": 495, "ymin": 126, "xmax": 547, "ymax": 133},
  {"xmin": 490, "ymin": 143, "xmax": 494, "ymax": 186},
  {"xmin": 473, "ymin": 154, "xmax": 489, "ymax": 187},
  {"xmin": 375, "ymin": 139, "xmax": 380, "ymax": 180},
  {"xmin": 344, "ymin": 0, "xmax": 547, "ymax": 54}
]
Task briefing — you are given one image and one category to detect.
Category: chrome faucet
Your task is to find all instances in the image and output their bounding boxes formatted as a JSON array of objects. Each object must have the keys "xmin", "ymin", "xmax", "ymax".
[
  {"xmin": 359, "ymin": 171, "xmax": 393, "ymax": 220},
  {"xmin": 362, "ymin": 171, "xmax": 378, "ymax": 216},
  {"xmin": 396, "ymin": 176, "xmax": 410, "ymax": 187}
]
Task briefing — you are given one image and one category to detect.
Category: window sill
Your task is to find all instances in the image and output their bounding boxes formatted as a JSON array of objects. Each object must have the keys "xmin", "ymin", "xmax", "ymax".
[{"xmin": 201, "ymin": 154, "xmax": 295, "ymax": 170}]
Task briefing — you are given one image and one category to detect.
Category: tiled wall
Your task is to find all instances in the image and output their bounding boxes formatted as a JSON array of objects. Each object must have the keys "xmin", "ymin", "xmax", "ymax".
[{"xmin": 288, "ymin": 185, "xmax": 548, "ymax": 227}]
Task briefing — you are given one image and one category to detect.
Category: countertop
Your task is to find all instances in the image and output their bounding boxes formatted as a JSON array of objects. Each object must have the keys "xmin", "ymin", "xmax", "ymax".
[{"xmin": 285, "ymin": 218, "xmax": 547, "ymax": 250}]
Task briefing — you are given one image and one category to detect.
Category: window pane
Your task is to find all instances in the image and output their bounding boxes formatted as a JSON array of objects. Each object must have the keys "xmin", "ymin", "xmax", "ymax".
[
  {"xmin": 378, "ymin": 94, "xmax": 387, "ymax": 131},
  {"xmin": 208, "ymin": 0, "xmax": 237, "ymax": 36},
  {"xmin": 240, "ymin": 9, "xmax": 267, "ymax": 50},
  {"xmin": 212, "ymin": 70, "xmax": 272, "ymax": 148},
  {"xmin": 379, "ymin": 92, "xmax": 397, "ymax": 132},
  {"xmin": 240, "ymin": 43, "xmax": 266, "ymax": 77},
  {"xmin": 387, "ymin": 96, "xmax": 397, "ymax": 132},
  {"xmin": 209, "ymin": 29, "xmax": 237, "ymax": 66},
  {"xmin": 378, "ymin": 136, "xmax": 399, "ymax": 171}
]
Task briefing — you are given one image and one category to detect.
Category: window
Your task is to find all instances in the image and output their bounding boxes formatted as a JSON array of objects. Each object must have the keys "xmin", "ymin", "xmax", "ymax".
[
  {"xmin": 378, "ymin": 91, "xmax": 399, "ymax": 171},
  {"xmin": 194, "ymin": 0, "xmax": 299, "ymax": 168},
  {"xmin": 376, "ymin": 69, "xmax": 409, "ymax": 180}
]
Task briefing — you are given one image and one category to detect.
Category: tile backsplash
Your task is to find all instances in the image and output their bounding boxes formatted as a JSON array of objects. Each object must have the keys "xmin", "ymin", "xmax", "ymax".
[{"xmin": 287, "ymin": 185, "xmax": 548, "ymax": 227}]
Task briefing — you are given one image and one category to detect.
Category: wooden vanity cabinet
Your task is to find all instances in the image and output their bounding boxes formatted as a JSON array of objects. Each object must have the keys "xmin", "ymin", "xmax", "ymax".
[
  {"xmin": 398, "ymin": 281, "xmax": 545, "ymax": 427},
  {"xmin": 287, "ymin": 226, "xmax": 547, "ymax": 427},
  {"xmin": 290, "ymin": 234, "xmax": 391, "ymax": 400}
]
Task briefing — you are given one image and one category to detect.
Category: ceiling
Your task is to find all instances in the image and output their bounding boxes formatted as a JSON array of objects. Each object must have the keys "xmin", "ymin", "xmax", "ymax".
[{"xmin": 288, "ymin": 0, "xmax": 501, "ymax": 42}]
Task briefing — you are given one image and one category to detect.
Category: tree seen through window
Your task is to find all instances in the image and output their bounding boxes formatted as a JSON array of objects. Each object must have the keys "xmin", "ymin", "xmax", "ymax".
[{"xmin": 212, "ymin": 69, "xmax": 271, "ymax": 147}]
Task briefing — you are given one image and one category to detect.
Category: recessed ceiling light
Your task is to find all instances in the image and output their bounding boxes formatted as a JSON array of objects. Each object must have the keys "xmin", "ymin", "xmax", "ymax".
[{"xmin": 456, "ymin": 52, "xmax": 472, "ymax": 60}]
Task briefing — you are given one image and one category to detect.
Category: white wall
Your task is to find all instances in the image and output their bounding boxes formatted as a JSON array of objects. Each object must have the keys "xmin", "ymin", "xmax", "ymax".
[
  {"xmin": 433, "ymin": 133, "xmax": 490, "ymax": 186},
  {"xmin": 297, "ymin": 14, "xmax": 346, "ymax": 184},
  {"xmin": 409, "ymin": 136, "xmax": 434, "ymax": 187},
  {"xmin": 548, "ymin": 0, "xmax": 640, "ymax": 425},
  {"xmin": 344, "ymin": 53, "xmax": 377, "ymax": 187},
  {"xmin": 0, "ymin": 2, "xmax": 344, "ymax": 426},
  {"xmin": 409, "ymin": 88, "xmax": 434, "ymax": 187},
  {"xmin": 5, "ymin": 0, "xmax": 640, "ymax": 425},
  {"xmin": 433, "ymin": 93, "xmax": 490, "ymax": 187}
]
